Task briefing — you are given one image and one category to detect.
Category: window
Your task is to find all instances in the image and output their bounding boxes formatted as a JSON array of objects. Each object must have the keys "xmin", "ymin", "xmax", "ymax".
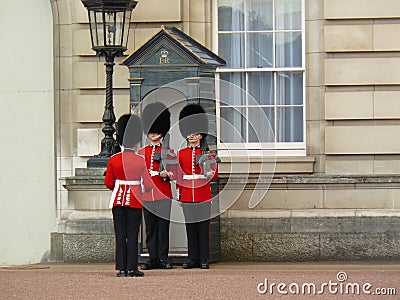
[{"xmin": 216, "ymin": 0, "xmax": 305, "ymax": 155}]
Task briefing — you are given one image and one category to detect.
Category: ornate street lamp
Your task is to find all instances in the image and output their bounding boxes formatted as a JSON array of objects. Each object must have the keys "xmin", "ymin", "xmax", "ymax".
[{"xmin": 81, "ymin": 0, "xmax": 138, "ymax": 167}]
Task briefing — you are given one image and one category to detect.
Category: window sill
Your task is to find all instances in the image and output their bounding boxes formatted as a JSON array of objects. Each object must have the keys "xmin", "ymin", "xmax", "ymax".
[{"xmin": 218, "ymin": 156, "xmax": 315, "ymax": 174}]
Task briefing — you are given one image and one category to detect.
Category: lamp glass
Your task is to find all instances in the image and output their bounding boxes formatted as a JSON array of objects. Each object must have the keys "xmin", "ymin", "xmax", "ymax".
[
  {"xmin": 122, "ymin": 10, "xmax": 132, "ymax": 48},
  {"xmin": 88, "ymin": 9, "xmax": 131, "ymax": 48}
]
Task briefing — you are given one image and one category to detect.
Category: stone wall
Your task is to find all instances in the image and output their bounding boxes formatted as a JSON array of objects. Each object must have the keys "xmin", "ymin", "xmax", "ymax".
[
  {"xmin": 220, "ymin": 175, "xmax": 400, "ymax": 261},
  {"xmin": 221, "ymin": 215, "xmax": 400, "ymax": 261},
  {"xmin": 50, "ymin": 0, "xmax": 400, "ymax": 264}
]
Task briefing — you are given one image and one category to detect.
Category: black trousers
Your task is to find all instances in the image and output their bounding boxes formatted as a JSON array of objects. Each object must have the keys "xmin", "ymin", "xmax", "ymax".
[
  {"xmin": 182, "ymin": 201, "xmax": 211, "ymax": 262},
  {"xmin": 143, "ymin": 199, "xmax": 172, "ymax": 261},
  {"xmin": 112, "ymin": 206, "xmax": 142, "ymax": 271}
]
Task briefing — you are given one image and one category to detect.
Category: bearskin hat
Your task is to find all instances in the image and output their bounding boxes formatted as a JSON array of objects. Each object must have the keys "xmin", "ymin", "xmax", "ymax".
[
  {"xmin": 179, "ymin": 103, "xmax": 208, "ymax": 138},
  {"xmin": 141, "ymin": 102, "xmax": 171, "ymax": 136},
  {"xmin": 116, "ymin": 114, "xmax": 142, "ymax": 147}
]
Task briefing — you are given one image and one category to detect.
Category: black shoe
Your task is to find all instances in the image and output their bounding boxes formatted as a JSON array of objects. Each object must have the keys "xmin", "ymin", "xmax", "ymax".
[
  {"xmin": 200, "ymin": 262, "xmax": 209, "ymax": 269},
  {"xmin": 141, "ymin": 259, "xmax": 158, "ymax": 270},
  {"xmin": 159, "ymin": 260, "xmax": 172, "ymax": 269},
  {"xmin": 182, "ymin": 260, "xmax": 200, "ymax": 269},
  {"xmin": 127, "ymin": 269, "xmax": 144, "ymax": 277},
  {"xmin": 116, "ymin": 270, "xmax": 127, "ymax": 277}
]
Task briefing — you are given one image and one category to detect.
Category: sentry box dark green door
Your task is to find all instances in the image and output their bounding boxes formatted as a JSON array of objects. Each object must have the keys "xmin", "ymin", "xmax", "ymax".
[{"xmin": 123, "ymin": 26, "xmax": 225, "ymax": 263}]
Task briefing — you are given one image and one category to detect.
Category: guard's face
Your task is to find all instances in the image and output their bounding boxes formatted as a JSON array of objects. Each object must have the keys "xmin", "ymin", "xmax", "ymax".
[
  {"xmin": 187, "ymin": 133, "xmax": 202, "ymax": 144},
  {"xmin": 148, "ymin": 133, "xmax": 163, "ymax": 142}
]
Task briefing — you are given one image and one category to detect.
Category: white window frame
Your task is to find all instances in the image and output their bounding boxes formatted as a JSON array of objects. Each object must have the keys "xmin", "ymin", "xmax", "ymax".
[{"xmin": 213, "ymin": 0, "xmax": 306, "ymax": 156}]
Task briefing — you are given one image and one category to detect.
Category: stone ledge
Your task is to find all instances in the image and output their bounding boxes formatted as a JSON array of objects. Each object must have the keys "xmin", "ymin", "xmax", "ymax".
[
  {"xmin": 219, "ymin": 174, "xmax": 400, "ymax": 187},
  {"xmin": 65, "ymin": 169, "xmax": 400, "ymax": 187},
  {"xmin": 61, "ymin": 177, "xmax": 105, "ymax": 187},
  {"xmin": 75, "ymin": 167, "xmax": 106, "ymax": 176},
  {"xmin": 222, "ymin": 215, "xmax": 400, "ymax": 234},
  {"xmin": 60, "ymin": 168, "xmax": 106, "ymax": 187},
  {"xmin": 225, "ymin": 209, "xmax": 400, "ymax": 219},
  {"xmin": 57, "ymin": 211, "xmax": 113, "ymax": 234}
]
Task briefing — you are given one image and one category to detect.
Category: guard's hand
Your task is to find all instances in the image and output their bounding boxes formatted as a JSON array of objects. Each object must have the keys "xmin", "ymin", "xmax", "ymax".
[
  {"xmin": 160, "ymin": 170, "xmax": 169, "ymax": 177},
  {"xmin": 206, "ymin": 171, "xmax": 214, "ymax": 179}
]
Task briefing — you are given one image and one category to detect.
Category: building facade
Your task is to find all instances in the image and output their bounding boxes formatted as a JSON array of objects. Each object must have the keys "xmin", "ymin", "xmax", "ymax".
[{"xmin": 2, "ymin": 0, "xmax": 400, "ymax": 265}]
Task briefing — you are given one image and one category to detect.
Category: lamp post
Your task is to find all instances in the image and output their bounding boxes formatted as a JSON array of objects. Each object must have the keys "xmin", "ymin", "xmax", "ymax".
[{"xmin": 81, "ymin": 0, "xmax": 138, "ymax": 168}]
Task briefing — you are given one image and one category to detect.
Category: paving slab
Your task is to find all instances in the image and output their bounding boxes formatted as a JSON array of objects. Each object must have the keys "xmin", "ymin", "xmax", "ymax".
[{"xmin": 1, "ymin": 262, "xmax": 399, "ymax": 299}]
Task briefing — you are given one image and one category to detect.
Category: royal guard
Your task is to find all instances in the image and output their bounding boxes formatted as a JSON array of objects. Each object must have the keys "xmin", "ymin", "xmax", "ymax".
[
  {"xmin": 138, "ymin": 102, "xmax": 177, "ymax": 270},
  {"xmin": 104, "ymin": 114, "xmax": 154, "ymax": 277},
  {"xmin": 177, "ymin": 103, "xmax": 218, "ymax": 269}
]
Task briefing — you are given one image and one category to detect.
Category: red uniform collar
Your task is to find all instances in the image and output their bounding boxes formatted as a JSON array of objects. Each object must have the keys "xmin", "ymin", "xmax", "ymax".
[{"xmin": 189, "ymin": 145, "xmax": 201, "ymax": 149}]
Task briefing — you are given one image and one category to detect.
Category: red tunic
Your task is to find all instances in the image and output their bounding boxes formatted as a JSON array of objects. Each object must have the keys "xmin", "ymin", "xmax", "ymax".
[
  {"xmin": 176, "ymin": 146, "xmax": 218, "ymax": 203},
  {"xmin": 104, "ymin": 149, "xmax": 154, "ymax": 208},
  {"xmin": 138, "ymin": 144, "xmax": 176, "ymax": 201}
]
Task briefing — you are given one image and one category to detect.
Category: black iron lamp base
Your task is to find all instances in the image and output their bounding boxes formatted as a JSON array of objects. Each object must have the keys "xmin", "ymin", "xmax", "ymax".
[{"xmin": 87, "ymin": 156, "xmax": 110, "ymax": 168}]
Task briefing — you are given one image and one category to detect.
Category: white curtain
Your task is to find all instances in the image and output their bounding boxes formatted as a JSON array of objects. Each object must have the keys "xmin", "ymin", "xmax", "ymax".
[
  {"xmin": 275, "ymin": 0, "xmax": 303, "ymax": 143},
  {"xmin": 248, "ymin": 72, "xmax": 274, "ymax": 142},
  {"xmin": 277, "ymin": 72, "xmax": 303, "ymax": 142},
  {"xmin": 218, "ymin": 0, "xmax": 244, "ymax": 68},
  {"xmin": 275, "ymin": 0, "xmax": 302, "ymax": 68},
  {"xmin": 220, "ymin": 73, "xmax": 246, "ymax": 143}
]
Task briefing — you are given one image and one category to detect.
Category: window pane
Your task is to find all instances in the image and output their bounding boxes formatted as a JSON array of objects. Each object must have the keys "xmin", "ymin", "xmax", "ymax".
[
  {"xmin": 248, "ymin": 72, "xmax": 274, "ymax": 105},
  {"xmin": 275, "ymin": 0, "xmax": 302, "ymax": 30},
  {"xmin": 246, "ymin": 0, "xmax": 273, "ymax": 31},
  {"xmin": 219, "ymin": 33, "xmax": 245, "ymax": 68},
  {"xmin": 220, "ymin": 107, "xmax": 246, "ymax": 143},
  {"xmin": 220, "ymin": 73, "xmax": 246, "ymax": 106},
  {"xmin": 275, "ymin": 32, "xmax": 302, "ymax": 67},
  {"xmin": 218, "ymin": 0, "xmax": 244, "ymax": 31},
  {"xmin": 277, "ymin": 107, "xmax": 303, "ymax": 142},
  {"xmin": 247, "ymin": 33, "xmax": 273, "ymax": 68},
  {"xmin": 277, "ymin": 72, "xmax": 303, "ymax": 105},
  {"xmin": 248, "ymin": 107, "xmax": 275, "ymax": 142}
]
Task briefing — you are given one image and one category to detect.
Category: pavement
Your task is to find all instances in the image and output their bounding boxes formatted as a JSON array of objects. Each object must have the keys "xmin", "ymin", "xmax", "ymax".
[{"xmin": 1, "ymin": 262, "xmax": 400, "ymax": 299}]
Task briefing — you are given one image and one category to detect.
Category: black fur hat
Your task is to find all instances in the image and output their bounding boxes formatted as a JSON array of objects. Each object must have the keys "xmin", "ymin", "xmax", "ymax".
[
  {"xmin": 142, "ymin": 102, "xmax": 171, "ymax": 136},
  {"xmin": 179, "ymin": 104, "xmax": 208, "ymax": 138},
  {"xmin": 116, "ymin": 114, "xmax": 142, "ymax": 147}
]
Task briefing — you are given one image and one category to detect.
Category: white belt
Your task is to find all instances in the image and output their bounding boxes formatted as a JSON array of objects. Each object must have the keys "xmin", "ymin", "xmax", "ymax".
[
  {"xmin": 183, "ymin": 174, "xmax": 206, "ymax": 180},
  {"xmin": 109, "ymin": 179, "xmax": 141, "ymax": 208},
  {"xmin": 117, "ymin": 180, "xmax": 141, "ymax": 185}
]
